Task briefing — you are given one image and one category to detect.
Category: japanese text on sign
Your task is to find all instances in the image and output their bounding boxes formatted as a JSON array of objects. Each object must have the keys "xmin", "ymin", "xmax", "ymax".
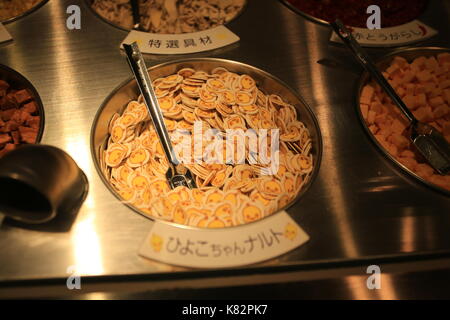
[
  {"xmin": 139, "ymin": 211, "xmax": 309, "ymax": 268},
  {"xmin": 121, "ymin": 26, "xmax": 239, "ymax": 55},
  {"xmin": 330, "ymin": 20, "xmax": 437, "ymax": 47}
]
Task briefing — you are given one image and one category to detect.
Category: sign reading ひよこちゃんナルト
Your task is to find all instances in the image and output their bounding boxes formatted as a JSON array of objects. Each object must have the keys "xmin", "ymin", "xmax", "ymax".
[
  {"xmin": 139, "ymin": 211, "xmax": 309, "ymax": 268},
  {"xmin": 0, "ymin": 23, "xmax": 12, "ymax": 44},
  {"xmin": 121, "ymin": 25, "xmax": 239, "ymax": 55}
]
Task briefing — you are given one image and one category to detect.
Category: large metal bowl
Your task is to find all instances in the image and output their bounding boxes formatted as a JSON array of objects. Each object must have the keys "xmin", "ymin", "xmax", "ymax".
[
  {"xmin": 279, "ymin": 0, "xmax": 430, "ymax": 28},
  {"xmin": 91, "ymin": 58, "xmax": 323, "ymax": 229},
  {"xmin": 356, "ymin": 47, "xmax": 450, "ymax": 196},
  {"xmin": 0, "ymin": 64, "xmax": 45, "ymax": 145},
  {"xmin": 1, "ymin": 0, "xmax": 49, "ymax": 24},
  {"xmin": 84, "ymin": 0, "xmax": 248, "ymax": 33}
]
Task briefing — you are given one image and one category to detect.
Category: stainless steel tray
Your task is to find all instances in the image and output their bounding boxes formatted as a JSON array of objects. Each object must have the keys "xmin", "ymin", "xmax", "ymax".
[
  {"xmin": 0, "ymin": 0, "xmax": 450, "ymax": 286},
  {"xmin": 356, "ymin": 46, "xmax": 450, "ymax": 197}
]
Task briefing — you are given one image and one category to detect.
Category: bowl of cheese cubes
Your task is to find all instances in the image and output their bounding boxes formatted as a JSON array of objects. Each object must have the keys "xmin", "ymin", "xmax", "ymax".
[{"xmin": 358, "ymin": 47, "xmax": 450, "ymax": 194}]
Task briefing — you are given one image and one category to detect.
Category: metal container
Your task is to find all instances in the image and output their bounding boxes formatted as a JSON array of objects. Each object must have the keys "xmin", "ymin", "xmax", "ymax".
[
  {"xmin": 278, "ymin": 0, "xmax": 432, "ymax": 28},
  {"xmin": 84, "ymin": 0, "xmax": 248, "ymax": 33},
  {"xmin": 91, "ymin": 57, "xmax": 323, "ymax": 229},
  {"xmin": 0, "ymin": 64, "xmax": 45, "ymax": 145},
  {"xmin": 356, "ymin": 46, "xmax": 450, "ymax": 196},
  {"xmin": 0, "ymin": 0, "xmax": 49, "ymax": 24}
]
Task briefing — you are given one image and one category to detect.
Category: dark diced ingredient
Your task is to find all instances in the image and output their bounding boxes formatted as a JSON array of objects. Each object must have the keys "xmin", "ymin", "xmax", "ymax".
[
  {"xmin": 0, "ymin": 79, "xmax": 41, "ymax": 157},
  {"xmin": 11, "ymin": 130, "xmax": 20, "ymax": 144},
  {"xmin": 0, "ymin": 143, "xmax": 17, "ymax": 157},
  {"xmin": 13, "ymin": 89, "xmax": 33, "ymax": 104},
  {"xmin": 0, "ymin": 80, "xmax": 9, "ymax": 97},
  {"xmin": 18, "ymin": 126, "xmax": 38, "ymax": 144},
  {"xmin": 22, "ymin": 101, "xmax": 38, "ymax": 114},
  {"xmin": 26, "ymin": 116, "xmax": 40, "ymax": 128},
  {"xmin": 0, "ymin": 133, "xmax": 12, "ymax": 145}
]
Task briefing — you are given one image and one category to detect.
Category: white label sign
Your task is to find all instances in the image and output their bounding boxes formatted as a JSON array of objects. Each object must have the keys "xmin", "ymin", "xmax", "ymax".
[
  {"xmin": 0, "ymin": 23, "xmax": 12, "ymax": 44},
  {"xmin": 139, "ymin": 211, "xmax": 309, "ymax": 269},
  {"xmin": 121, "ymin": 26, "xmax": 239, "ymax": 55},
  {"xmin": 330, "ymin": 20, "xmax": 437, "ymax": 47}
]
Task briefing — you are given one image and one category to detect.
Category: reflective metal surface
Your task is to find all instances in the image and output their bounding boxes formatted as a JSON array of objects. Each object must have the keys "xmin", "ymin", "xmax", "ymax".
[
  {"xmin": 356, "ymin": 47, "xmax": 450, "ymax": 197},
  {"xmin": 0, "ymin": 0, "xmax": 450, "ymax": 286},
  {"xmin": 91, "ymin": 57, "xmax": 322, "ymax": 229}
]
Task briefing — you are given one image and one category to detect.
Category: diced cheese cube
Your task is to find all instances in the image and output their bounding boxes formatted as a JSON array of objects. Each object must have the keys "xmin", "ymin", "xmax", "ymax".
[
  {"xmin": 413, "ymin": 106, "xmax": 433, "ymax": 122},
  {"xmin": 401, "ymin": 70, "xmax": 415, "ymax": 84},
  {"xmin": 397, "ymin": 86, "xmax": 406, "ymax": 97},
  {"xmin": 416, "ymin": 163, "xmax": 434, "ymax": 179},
  {"xmin": 411, "ymin": 56, "xmax": 427, "ymax": 70},
  {"xmin": 434, "ymin": 104, "xmax": 450, "ymax": 118},
  {"xmin": 391, "ymin": 118, "xmax": 407, "ymax": 135},
  {"xmin": 439, "ymin": 79, "xmax": 450, "ymax": 90},
  {"xmin": 386, "ymin": 64, "xmax": 400, "ymax": 75},
  {"xmin": 370, "ymin": 102, "xmax": 383, "ymax": 114},
  {"xmin": 368, "ymin": 125, "xmax": 378, "ymax": 135},
  {"xmin": 367, "ymin": 110, "xmax": 376, "ymax": 124},
  {"xmin": 437, "ymin": 53, "xmax": 450, "ymax": 65},
  {"xmin": 416, "ymin": 69, "xmax": 432, "ymax": 82},
  {"xmin": 425, "ymin": 57, "xmax": 439, "ymax": 73},
  {"xmin": 402, "ymin": 94, "xmax": 419, "ymax": 110},
  {"xmin": 360, "ymin": 85, "xmax": 374, "ymax": 105},
  {"xmin": 429, "ymin": 96, "xmax": 445, "ymax": 108},
  {"xmin": 405, "ymin": 83, "xmax": 415, "ymax": 96},
  {"xmin": 416, "ymin": 93, "xmax": 427, "ymax": 107},
  {"xmin": 414, "ymin": 84, "xmax": 426, "ymax": 95},
  {"xmin": 400, "ymin": 150, "xmax": 415, "ymax": 158},
  {"xmin": 429, "ymin": 87, "xmax": 442, "ymax": 99},
  {"xmin": 444, "ymin": 89, "xmax": 450, "ymax": 104},
  {"xmin": 393, "ymin": 56, "xmax": 408, "ymax": 68},
  {"xmin": 386, "ymin": 143, "xmax": 398, "ymax": 157},
  {"xmin": 390, "ymin": 133, "xmax": 409, "ymax": 150},
  {"xmin": 443, "ymin": 123, "xmax": 450, "ymax": 136}
]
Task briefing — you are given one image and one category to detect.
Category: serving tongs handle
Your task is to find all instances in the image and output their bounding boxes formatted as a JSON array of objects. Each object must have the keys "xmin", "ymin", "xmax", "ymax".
[
  {"xmin": 330, "ymin": 20, "xmax": 416, "ymax": 124},
  {"xmin": 130, "ymin": 0, "xmax": 142, "ymax": 31},
  {"xmin": 123, "ymin": 42, "xmax": 179, "ymax": 166}
]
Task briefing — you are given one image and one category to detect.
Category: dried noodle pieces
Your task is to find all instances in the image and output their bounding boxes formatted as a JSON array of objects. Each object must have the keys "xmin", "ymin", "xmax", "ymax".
[
  {"xmin": 91, "ymin": 0, "xmax": 246, "ymax": 34},
  {"xmin": 0, "ymin": 0, "xmax": 44, "ymax": 21},
  {"xmin": 102, "ymin": 67, "xmax": 314, "ymax": 228}
]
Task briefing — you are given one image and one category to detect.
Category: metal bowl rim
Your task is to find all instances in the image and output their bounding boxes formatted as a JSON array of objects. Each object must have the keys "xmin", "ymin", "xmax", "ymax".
[
  {"xmin": 1, "ymin": 0, "xmax": 49, "ymax": 24},
  {"xmin": 90, "ymin": 57, "xmax": 323, "ymax": 231},
  {"xmin": 355, "ymin": 46, "xmax": 450, "ymax": 197}
]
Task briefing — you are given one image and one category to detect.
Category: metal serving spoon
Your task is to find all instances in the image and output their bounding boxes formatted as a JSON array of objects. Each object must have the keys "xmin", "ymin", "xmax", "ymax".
[
  {"xmin": 331, "ymin": 19, "xmax": 450, "ymax": 175},
  {"xmin": 123, "ymin": 42, "xmax": 197, "ymax": 189}
]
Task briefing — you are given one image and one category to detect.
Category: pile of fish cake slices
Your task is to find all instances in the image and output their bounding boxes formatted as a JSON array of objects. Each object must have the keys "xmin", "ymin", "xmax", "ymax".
[{"xmin": 102, "ymin": 67, "xmax": 314, "ymax": 228}]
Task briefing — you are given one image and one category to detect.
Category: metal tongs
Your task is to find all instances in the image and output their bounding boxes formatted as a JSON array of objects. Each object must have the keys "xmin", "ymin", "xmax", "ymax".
[
  {"xmin": 331, "ymin": 20, "xmax": 450, "ymax": 175},
  {"xmin": 130, "ymin": 0, "xmax": 143, "ymax": 31},
  {"xmin": 123, "ymin": 42, "xmax": 196, "ymax": 189}
]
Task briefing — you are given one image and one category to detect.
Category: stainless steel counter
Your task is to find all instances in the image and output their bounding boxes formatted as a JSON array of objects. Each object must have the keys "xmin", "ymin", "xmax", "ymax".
[{"xmin": 0, "ymin": 0, "xmax": 450, "ymax": 288}]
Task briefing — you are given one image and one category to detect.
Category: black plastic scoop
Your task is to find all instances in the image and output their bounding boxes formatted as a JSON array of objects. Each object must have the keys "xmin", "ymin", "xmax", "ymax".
[
  {"xmin": 331, "ymin": 20, "xmax": 450, "ymax": 175},
  {"xmin": 123, "ymin": 42, "xmax": 196, "ymax": 189}
]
